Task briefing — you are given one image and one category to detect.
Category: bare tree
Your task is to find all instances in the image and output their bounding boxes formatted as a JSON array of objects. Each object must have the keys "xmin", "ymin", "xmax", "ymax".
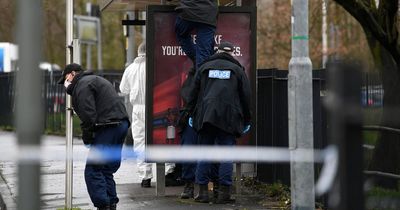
[
  {"xmin": 256, "ymin": 0, "xmax": 371, "ymax": 70},
  {"xmin": 0, "ymin": 0, "xmax": 15, "ymax": 42},
  {"xmin": 0, "ymin": 0, "xmax": 127, "ymax": 70},
  {"xmin": 257, "ymin": 0, "xmax": 291, "ymax": 69},
  {"xmin": 334, "ymin": 0, "xmax": 400, "ymax": 189}
]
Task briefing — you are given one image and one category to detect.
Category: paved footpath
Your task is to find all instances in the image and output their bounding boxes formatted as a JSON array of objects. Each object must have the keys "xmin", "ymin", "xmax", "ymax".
[{"xmin": 0, "ymin": 131, "xmax": 268, "ymax": 210}]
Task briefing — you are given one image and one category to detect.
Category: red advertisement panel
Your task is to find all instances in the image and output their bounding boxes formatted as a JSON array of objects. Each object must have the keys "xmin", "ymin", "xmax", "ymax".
[{"xmin": 147, "ymin": 6, "xmax": 256, "ymax": 146}]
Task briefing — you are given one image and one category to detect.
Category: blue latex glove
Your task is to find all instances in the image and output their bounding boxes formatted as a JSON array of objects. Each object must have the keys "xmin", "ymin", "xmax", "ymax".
[
  {"xmin": 188, "ymin": 117, "xmax": 193, "ymax": 127},
  {"xmin": 84, "ymin": 144, "xmax": 91, "ymax": 149},
  {"xmin": 242, "ymin": 125, "xmax": 251, "ymax": 134}
]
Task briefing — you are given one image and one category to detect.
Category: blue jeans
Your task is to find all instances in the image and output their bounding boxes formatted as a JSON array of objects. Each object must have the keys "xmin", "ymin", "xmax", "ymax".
[
  {"xmin": 85, "ymin": 120, "xmax": 129, "ymax": 208},
  {"xmin": 195, "ymin": 125, "xmax": 236, "ymax": 186},
  {"xmin": 180, "ymin": 125, "xmax": 198, "ymax": 182},
  {"xmin": 175, "ymin": 16, "xmax": 216, "ymax": 69}
]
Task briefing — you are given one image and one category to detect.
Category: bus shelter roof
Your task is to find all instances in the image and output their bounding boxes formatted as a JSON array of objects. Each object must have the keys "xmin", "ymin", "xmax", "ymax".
[{"xmin": 100, "ymin": 0, "xmax": 237, "ymax": 12}]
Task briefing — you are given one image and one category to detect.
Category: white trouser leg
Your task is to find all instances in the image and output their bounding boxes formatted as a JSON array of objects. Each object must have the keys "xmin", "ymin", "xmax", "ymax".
[
  {"xmin": 165, "ymin": 163, "xmax": 175, "ymax": 175},
  {"xmin": 132, "ymin": 111, "xmax": 153, "ymax": 180},
  {"xmin": 132, "ymin": 109, "xmax": 175, "ymax": 178}
]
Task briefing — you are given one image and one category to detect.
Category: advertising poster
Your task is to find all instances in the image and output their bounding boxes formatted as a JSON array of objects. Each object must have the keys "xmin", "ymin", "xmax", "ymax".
[{"xmin": 147, "ymin": 6, "xmax": 256, "ymax": 146}]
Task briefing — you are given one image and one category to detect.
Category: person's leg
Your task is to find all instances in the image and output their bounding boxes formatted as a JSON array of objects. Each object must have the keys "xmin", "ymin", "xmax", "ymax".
[
  {"xmin": 194, "ymin": 125, "xmax": 216, "ymax": 203},
  {"xmin": 210, "ymin": 162, "xmax": 220, "ymax": 200},
  {"xmin": 85, "ymin": 162, "xmax": 108, "ymax": 208},
  {"xmin": 175, "ymin": 16, "xmax": 196, "ymax": 64},
  {"xmin": 181, "ymin": 126, "xmax": 198, "ymax": 182},
  {"xmin": 103, "ymin": 120, "xmax": 128, "ymax": 206},
  {"xmin": 86, "ymin": 120, "xmax": 128, "ymax": 208},
  {"xmin": 195, "ymin": 125, "xmax": 217, "ymax": 185},
  {"xmin": 85, "ymin": 131, "xmax": 111, "ymax": 208},
  {"xmin": 210, "ymin": 162, "xmax": 219, "ymax": 184},
  {"xmin": 215, "ymin": 130, "xmax": 236, "ymax": 203},
  {"xmin": 195, "ymin": 23, "xmax": 216, "ymax": 68},
  {"xmin": 103, "ymin": 163, "xmax": 118, "ymax": 206},
  {"xmin": 132, "ymin": 111, "xmax": 153, "ymax": 185},
  {"xmin": 215, "ymin": 130, "xmax": 235, "ymax": 186},
  {"xmin": 180, "ymin": 126, "xmax": 198, "ymax": 198}
]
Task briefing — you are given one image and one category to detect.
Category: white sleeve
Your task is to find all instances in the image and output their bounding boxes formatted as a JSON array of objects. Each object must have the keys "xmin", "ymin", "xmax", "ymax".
[{"xmin": 119, "ymin": 64, "xmax": 133, "ymax": 95}]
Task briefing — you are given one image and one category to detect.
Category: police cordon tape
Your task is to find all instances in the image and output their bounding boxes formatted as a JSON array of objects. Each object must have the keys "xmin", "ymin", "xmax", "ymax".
[{"xmin": 13, "ymin": 145, "xmax": 338, "ymax": 196}]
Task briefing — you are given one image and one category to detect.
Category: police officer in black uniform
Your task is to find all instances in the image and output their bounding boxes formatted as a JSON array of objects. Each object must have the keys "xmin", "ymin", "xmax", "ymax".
[
  {"xmin": 186, "ymin": 41, "xmax": 251, "ymax": 203},
  {"xmin": 58, "ymin": 63, "xmax": 130, "ymax": 210}
]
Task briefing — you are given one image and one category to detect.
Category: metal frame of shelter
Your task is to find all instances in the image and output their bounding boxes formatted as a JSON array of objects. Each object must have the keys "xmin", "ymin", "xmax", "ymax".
[
  {"xmin": 99, "ymin": 0, "xmax": 258, "ymax": 197},
  {"xmin": 100, "ymin": 0, "xmax": 256, "ymax": 12}
]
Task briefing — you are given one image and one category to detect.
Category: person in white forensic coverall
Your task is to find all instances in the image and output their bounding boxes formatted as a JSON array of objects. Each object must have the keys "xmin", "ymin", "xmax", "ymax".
[{"xmin": 120, "ymin": 42, "xmax": 175, "ymax": 187}]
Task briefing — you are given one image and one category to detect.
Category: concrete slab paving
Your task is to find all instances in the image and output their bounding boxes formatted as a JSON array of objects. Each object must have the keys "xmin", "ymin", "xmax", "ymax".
[{"xmin": 0, "ymin": 131, "xmax": 268, "ymax": 210}]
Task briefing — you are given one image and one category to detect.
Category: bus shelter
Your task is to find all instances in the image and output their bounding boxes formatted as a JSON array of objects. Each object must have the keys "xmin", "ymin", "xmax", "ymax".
[{"xmin": 100, "ymin": 0, "xmax": 257, "ymax": 196}]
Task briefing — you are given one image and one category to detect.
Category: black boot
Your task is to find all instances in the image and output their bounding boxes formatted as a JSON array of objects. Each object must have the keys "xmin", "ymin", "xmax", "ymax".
[
  {"xmin": 110, "ymin": 203, "xmax": 117, "ymax": 210},
  {"xmin": 215, "ymin": 185, "xmax": 235, "ymax": 204},
  {"xmin": 194, "ymin": 184, "xmax": 209, "ymax": 203},
  {"xmin": 212, "ymin": 182, "xmax": 219, "ymax": 201},
  {"xmin": 165, "ymin": 172, "xmax": 184, "ymax": 186},
  {"xmin": 141, "ymin": 179, "xmax": 151, "ymax": 188},
  {"xmin": 180, "ymin": 182, "xmax": 194, "ymax": 199}
]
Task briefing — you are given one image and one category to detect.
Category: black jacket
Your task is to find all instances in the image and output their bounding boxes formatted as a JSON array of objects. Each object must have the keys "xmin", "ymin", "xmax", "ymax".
[
  {"xmin": 176, "ymin": 0, "xmax": 218, "ymax": 27},
  {"xmin": 186, "ymin": 52, "xmax": 251, "ymax": 137},
  {"xmin": 67, "ymin": 71, "xmax": 129, "ymax": 132}
]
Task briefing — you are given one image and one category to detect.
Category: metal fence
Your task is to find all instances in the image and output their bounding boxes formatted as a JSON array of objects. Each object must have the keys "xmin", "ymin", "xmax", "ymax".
[
  {"xmin": 0, "ymin": 70, "xmax": 123, "ymax": 134},
  {"xmin": 0, "ymin": 72, "xmax": 15, "ymax": 127},
  {"xmin": 362, "ymin": 73, "xmax": 383, "ymax": 107},
  {"xmin": 256, "ymin": 68, "xmax": 327, "ymax": 185},
  {"xmin": 255, "ymin": 69, "xmax": 385, "ymax": 185}
]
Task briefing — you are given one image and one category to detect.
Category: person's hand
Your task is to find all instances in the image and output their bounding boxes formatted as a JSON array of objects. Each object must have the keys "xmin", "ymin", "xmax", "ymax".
[
  {"xmin": 64, "ymin": 80, "xmax": 72, "ymax": 89},
  {"xmin": 242, "ymin": 124, "xmax": 250, "ymax": 134},
  {"xmin": 178, "ymin": 109, "xmax": 190, "ymax": 129},
  {"xmin": 188, "ymin": 117, "xmax": 193, "ymax": 127}
]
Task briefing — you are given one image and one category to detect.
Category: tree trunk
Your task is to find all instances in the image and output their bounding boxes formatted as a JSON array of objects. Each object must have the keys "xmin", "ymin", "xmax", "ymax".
[{"xmin": 366, "ymin": 32, "xmax": 400, "ymax": 189}]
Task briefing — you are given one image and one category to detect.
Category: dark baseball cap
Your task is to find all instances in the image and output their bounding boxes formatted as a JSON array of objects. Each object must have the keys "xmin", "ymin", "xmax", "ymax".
[
  {"xmin": 57, "ymin": 63, "xmax": 83, "ymax": 84},
  {"xmin": 218, "ymin": 41, "xmax": 234, "ymax": 52}
]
